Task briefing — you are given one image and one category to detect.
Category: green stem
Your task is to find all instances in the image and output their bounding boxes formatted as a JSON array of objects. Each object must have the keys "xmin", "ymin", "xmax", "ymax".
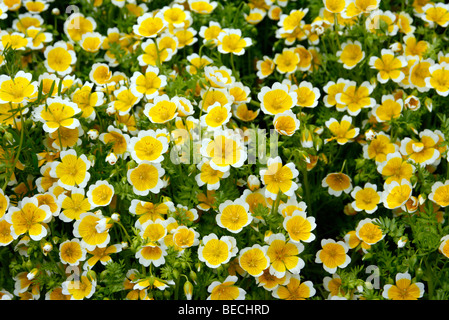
[
  {"xmin": 302, "ymin": 167, "xmax": 312, "ymax": 216},
  {"xmin": 270, "ymin": 191, "xmax": 282, "ymax": 216}
]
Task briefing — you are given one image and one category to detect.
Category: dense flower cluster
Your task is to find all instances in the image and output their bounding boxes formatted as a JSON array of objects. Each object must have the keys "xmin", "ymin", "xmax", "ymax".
[{"xmin": 0, "ymin": 0, "xmax": 449, "ymax": 300}]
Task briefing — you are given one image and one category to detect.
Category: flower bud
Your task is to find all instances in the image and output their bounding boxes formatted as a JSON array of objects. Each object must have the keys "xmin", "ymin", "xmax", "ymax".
[
  {"xmin": 87, "ymin": 129, "xmax": 99, "ymax": 140},
  {"xmin": 183, "ymin": 281, "xmax": 193, "ymax": 300},
  {"xmin": 105, "ymin": 152, "xmax": 118, "ymax": 165}
]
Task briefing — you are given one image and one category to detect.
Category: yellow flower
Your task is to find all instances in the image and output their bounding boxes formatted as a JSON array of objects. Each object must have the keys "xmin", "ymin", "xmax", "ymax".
[
  {"xmin": 130, "ymin": 67, "xmax": 167, "ymax": 100},
  {"xmin": 161, "ymin": 4, "xmax": 189, "ymax": 28},
  {"xmin": 57, "ymin": 187, "xmax": 91, "ymax": 222},
  {"xmin": 421, "ymin": 3, "xmax": 449, "ymax": 28},
  {"xmin": 256, "ymin": 55, "xmax": 275, "ymax": 79},
  {"xmin": 0, "ymin": 31, "xmax": 31, "ymax": 50},
  {"xmin": 85, "ymin": 244, "xmax": 122, "ymax": 269},
  {"xmin": 0, "ymin": 188, "xmax": 10, "ymax": 219},
  {"xmin": 129, "ymin": 129, "xmax": 168, "ymax": 164},
  {"xmin": 335, "ymin": 81, "xmax": 376, "ymax": 116},
  {"xmin": 63, "ymin": 13, "xmax": 96, "ymax": 42},
  {"xmin": 80, "ymin": 32, "xmax": 104, "ymax": 53},
  {"xmin": 59, "ymin": 239, "xmax": 87, "ymax": 266},
  {"xmin": 369, "ymin": 49, "xmax": 407, "ymax": 83},
  {"xmin": 49, "ymin": 149, "xmax": 91, "ymax": 190},
  {"xmin": 87, "ymin": 180, "xmax": 115, "ymax": 208},
  {"xmin": 343, "ymin": 0, "xmax": 379, "ymax": 18},
  {"xmin": 425, "ymin": 62, "xmax": 449, "ymax": 96},
  {"xmin": 350, "ymin": 183, "xmax": 381, "ymax": 214},
  {"xmin": 258, "ymin": 82, "xmax": 297, "ymax": 115},
  {"xmin": 403, "ymin": 34, "xmax": 428, "ymax": 59},
  {"xmin": 260, "ymin": 156, "xmax": 299, "ymax": 200},
  {"xmin": 429, "ymin": 181, "xmax": 449, "ymax": 208},
  {"xmin": 381, "ymin": 179, "xmax": 413, "ymax": 210},
  {"xmin": 89, "ymin": 63, "xmax": 112, "ymax": 86},
  {"xmin": 273, "ymin": 48, "xmax": 300, "ymax": 74},
  {"xmin": 217, "ymin": 28, "xmax": 252, "ymax": 55},
  {"xmin": 216, "ymin": 199, "xmax": 252, "ymax": 234},
  {"xmin": 173, "ymin": 27, "xmax": 198, "ymax": 49},
  {"xmin": 195, "ymin": 159, "xmax": 230, "ymax": 190},
  {"xmin": 409, "ymin": 58, "xmax": 433, "ymax": 92},
  {"xmin": 272, "ymin": 274, "xmax": 315, "ymax": 300},
  {"xmin": 238, "ymin": 244, "xmax": 270, "ymax": 277},
  {"xmin": 315, "ymin": 239, "xmax": 351, "ymax": 274},
  {"xmin": 325, "ymin": 115, "xmax": 359, "ymax": 145},
  {"xmin": 198, "ymin": 233, "xmax": 237, "ymax": 268},
  {"xmin": 399, "ymin": 129, "xmax": 440, "ymax": 166},
  {"xmin": 0, "ymin": 219, "xmax": 14, "ymax": 246},
  {"xmin": 277, "ymin": 8, "xmax": 309, "ymax": 32},
  {"xmin": 61, "ymin": 272, "xmax": 96, "ymax": 300},
  {"xmin": 186, "ymin": 53, "xmax": 213, "ymax": 75},
  {"xmin": 207, "ymin": 275, "xmax": 246, "ymax": 300},
  {"xmin": 5, "ymin": 196, "xmax": 52, "ymax": 241},
  {"xmin": 266, "ymin": 233, "xmax": 305, "ymax": 278},
  {"xmin": 322, "ymin": 172, "xmax": 353, "ymax": 197},
  {"xmin": 362, "ymin": 132, "xmax": 397, "ymax": 163},
  {"xmin": 376, "ymin": 152, "xmax": 415, "ymax": 184},
  {"xmin": 373, "ymin": 95, "xmax": 403, "ymax": 122},
  {"xmin": 199, "ymin": 21, "xmax": 222, "ymax": 45},
  {"xmin": 99, "ymin": 126, "xmax": 130, "ymax": 158},
  {"xmin": 273, "ymin": 110, "xmax": 300, "ymax": 136},
  {"xmin": 439, "ymin": 235, "xmax": 449, "ymax": 258},
  {"xmin": 144, "ymin": 94, "xmax": 178, "ymax": 124},
  {"xmin": 336, "ymin": 40, "xmax": 365, "ymax": 69},
  {"xmin": 189, "ymin": 0, "xmax": 217, "ymax": 14},
  {"xmin": 0, "ymin": 71, "xmax": 37, "ymax": 104},
  {"xmin": 126, "ymin": 161, "xmax": 165, "ymax": 196},
  {"xmin": 323, "ymin": 78, "xmax": 349, "ymax": 109},
  {"xmin": 133, "ymin": 12, "xmax": 167, "ymax": 38},
  {"xmin": 292, "ymin": 81, "xmax": 320, "ymax": 108},
  {"xmin": 382, "ymin": 272, "xmax": 424, "ymax": 300},
  {"xmin": 355, "ymin": 218, "xmax": 385, "ymax": 245},
  {"xmin": 200, "ymin": 130, "xmax": 247, "ymax": 172},
  {"xmin": 200, "ymin": 102, "xmax": 232, "ymax": 130},
  {"xmin": 283, "ymin": 210, "xmax": 316, "ymax": 243},
  {"xmin": 73, "ymin": 212, "xmax": 111, "ymax": 250},
  {"xmin": 34, "ymin": 97, "xmax": 81, "ymax": 134},
  {"xmin": 324, "ymin": 0, "xmax": 347, "ymax": 13}
]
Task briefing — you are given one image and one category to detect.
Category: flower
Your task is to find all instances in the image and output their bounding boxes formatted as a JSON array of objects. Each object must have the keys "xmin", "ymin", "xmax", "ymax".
[
  {"xmin": 200, "ymin": 102, "xmax": 232, "ymax": 130},
  {"xmin": 207, "ymin": 275, "xmax": 246, "ymax": 300},
  {"xmin": 272, "ymin": 274, "xmax": 316, "ymax": 300},
  {"xmin": 128, "ymin": 129, "xmax": 168, "ymax": 164},
  {"xmin": 198, "ymin": 233, "xmax": 237, "ymax": 268},
  {"xmin": 429, "ymin": 180, "xmax": 449, "ymax": 208},
  {"xmin": 399, "ymin": 129, "xmax": 440, "ymax": 166},
  {"xmin": 189, "ymin": 0, "xmax": 218, "ymax": 15},
  {"xmin": 71, "ymin": 82, "xmax": 105, "ymax": 120},
  {"xmin": 0, "ymin": 220, "xmax": 14, "ymax": 246},
  {"xmin": 373, "ymin": 95, "xmax": 403, "ymax": 122},
  {"xmin": 136, "ymin": 244, "xmax": 167, "ymax": 268},
  {"xmin": 195, "ymin": 159, "xmax": 230, "ymax": 190},
  {"xmin": 315, "ymin": 239, "xmax": 351, "ymax": 274},
  {"xmin": 256, "ymin": 55, "xmax": 275, "ymax": 79},
  {"xmin": 144, "ymin": 94, "xmax": 178, "ymax": 124},
  {"xmin": 64, "ymin": 13, "xmax": 96, "ymax": 42},
  {"xmin": 355, "ymin": 218, "xmax": 385, "ymax": 245},
  {"xmin": 87, "ymin": 180, "xmax": 115, "ymax": 208},
  {"xmin": 322, "ymin": 172, "xmax": 353, "ymax": 197},
  {"xmin": 363, "ymin": 132, "xmax": 397, "ymax": 163},
  {"xmin": 216, "ymin": 198, "xmax": 252, "ymax": 234},
  {"xmin": 382, "ymin": 272, "xmax": 425, "ymax": 300},
  {"xmin": 325, "ymin": 115, "xmax": 360, "ymax": 145},
  {"xmin": 336, "ymin": 40, "xmax": 365, "ymax": 69},
  {"xmin": 350, "ymin": 183, "xmax": 382, "ymax": 214},
  {"xmin": 273, "ymin": 110, "xmax": 300, "ymax": 136},
  {"xmin": 217, "ymin": 28, "xmax": 252, "ymax": 55},
  {"xmin": 61, "ymin": 271, "xmax": 96, "ymax": 300},
  {"xmin": 200, "ymin": 130, "xmax": 247, "ymax": 172},
  {"xmin": 127, "ymin": 161, "xmax": 165, "ymax": 196},
  {"xmin": 99, "ymin": 126, "xmax": 130, "ymax": 158},
  {"xmin": 59, "ymin": 239, "xmax": 87, "ymax": 266},
  {"xmin": 73, "ymin": 212, "xmax": 111, "ymax": 250},
  {"xmin": 266, "ymin": 233, "xmax": 305, "ymax": 278},
  {"xmin": 33, "ymin": 97, "xmax": 81, "ymax": 134},
  {"xmin": 133, "ymin": 12, "xmax": 167, "ymax": 38},
  {"xmin": 425, "ymin": 62, "xmax": 449, "ymax": 96},
  {"xmin": 369, "ymin": 49, "xmax": 407, "ymax": 83},
  {"xmin": 283, "ymin": 210, "xmax": 316, "ymax": 243},
  {"xmin": 259, "ymin": 156, "xmax": 299, "ymax": 200},
  {"xmin": 172, "ymin": 226, "xmax": 200, "ymax": 249},
  {"xmin": 381, "ymin": 179, "xmax": 413, "ymax": 210},
  {"xmin": 421, "ymin": 3, "xmax": 449, "ymax": 28},
  {"xmin": 335, "ymin": 81, "xmax": 376, "ymax": 116},
  {"xmin": 57, "ymin": 188, "xmax": 91, "ymax": 222},
  {"xmin": 5, "ymin": 196, "xmax": 52, "ymax": 241},
  {"xmin": 376, "ymin": 152, "xmax": 415, "ymax": 184},
  {"xmin": 258, "ymin": 82, "xmax": 297, "ymax": 115},
  {"xmin": 85, "ymin": 244, "xmax": 122, "ymax": 270},
  {"xmin": 273, "ymin": 48, "xmax": 300, "ymax": 74},
  {"xmin": 0, "ymin": 189, "xmax": 10, "ymax": 219},
  {"xmin": 0, "ymin": 71, "xmax": 37, "ymax": 104},
  {"xmin": 89, "ymin": 63, "xmax": 112, "ymax": 86},
  {"xmin": 238, "ymin": 244, "xmax": 270, "ymax": 277},
  {"xmin": 43, "ymin": 41, "xmax": 76, "ymax": 75},
  {"xmin": 292, "ymin": 81, "xmax": 320, "ymax": 108},
  {"xmin": 50, "ymin": 149, "xmax": 91, "ymax": 190},
  {"xmin": 324, "ymin": 0, "xmax": 347, "ymax": 13},
  {"xmin": 0, "ymin": 31, "xmax": 31, "ymax": 50},
  {"xmin": 199, "ymin": 21, "xmax": 222, "ymax": 45},
  {"xmin": 130, "ymin": 67, "xmax": 167, "ymax": 100}
]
